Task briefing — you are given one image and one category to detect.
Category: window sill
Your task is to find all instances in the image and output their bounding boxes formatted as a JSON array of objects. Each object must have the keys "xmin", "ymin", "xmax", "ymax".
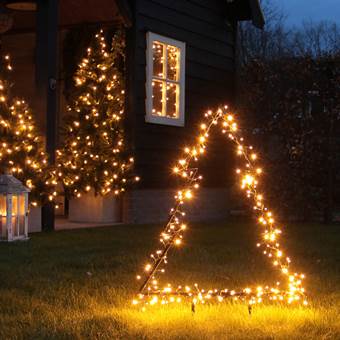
[{"xmin": 145, "ymin": 114, "xmax": 185, "ymax": 127}]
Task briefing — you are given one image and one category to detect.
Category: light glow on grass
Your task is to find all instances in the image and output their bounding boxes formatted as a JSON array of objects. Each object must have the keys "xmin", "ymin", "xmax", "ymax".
[
  {"xmin": 0, "ymin": 224, "xmax": 338, "ymax": 338},
  {"xmin": 120, "ymin": 302, "xmax": 334, "ymax": 339}
]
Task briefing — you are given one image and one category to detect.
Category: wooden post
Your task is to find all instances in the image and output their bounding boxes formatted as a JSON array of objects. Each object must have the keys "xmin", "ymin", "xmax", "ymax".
[
  {"xmin": 36, "ymin": 0, "xmax": 59, "ymax": 230},
  {"xmin": 35, "ymin": 1, "xmax": 48, "ymax": 94}
]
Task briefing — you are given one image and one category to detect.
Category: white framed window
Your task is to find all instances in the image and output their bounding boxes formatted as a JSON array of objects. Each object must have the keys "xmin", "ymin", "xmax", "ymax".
[{"xmin": 145, "ymin": 32, "xmax": 186, "ymax": 126}]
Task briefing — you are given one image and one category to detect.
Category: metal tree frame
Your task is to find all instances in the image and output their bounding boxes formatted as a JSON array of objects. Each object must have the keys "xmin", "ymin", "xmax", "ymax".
[{"xmin": 134, "ymin": 107, "xmax": 307, "ymax": 308}]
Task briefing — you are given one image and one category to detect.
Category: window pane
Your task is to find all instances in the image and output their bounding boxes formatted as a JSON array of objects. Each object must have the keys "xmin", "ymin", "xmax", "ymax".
[
  {"xmin": 165, "ymin": 82, "xmax": 178, "ymax": 119},
  {"xmin": 152, "ymin": 41, "xmax": 164, "ymax": 78},
  {"xmin": 152, "ymin": 80, "xmax": 165, "ymax": 116},
  {"xmin": 167, "ymin": 45, "xmax": 180, "ymax": 81}
]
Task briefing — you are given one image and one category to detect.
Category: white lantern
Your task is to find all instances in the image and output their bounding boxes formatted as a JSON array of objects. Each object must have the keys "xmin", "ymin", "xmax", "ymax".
[{"xmin": 0, "ymin": 174, "xmax": 30, "ymax": 242}]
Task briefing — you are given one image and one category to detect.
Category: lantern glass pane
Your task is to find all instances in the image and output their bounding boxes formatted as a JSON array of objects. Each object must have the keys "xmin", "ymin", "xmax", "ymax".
[
  {"xmin": 0, "ymin": 195, "xmax": 5, "ymax": 216},
  {"xmin": 0, "ymin": 195, "xmax": 6, "ymax": 239},
  {"xmin": 11, "ymin": 195, "xmax": 18, "ymax": 237},
  {"xmin": 18, "ymin": 194, "xmax": 25, "ymax": 235}
]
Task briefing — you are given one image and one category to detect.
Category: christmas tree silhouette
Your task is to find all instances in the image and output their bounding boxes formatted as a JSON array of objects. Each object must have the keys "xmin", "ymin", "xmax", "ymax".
[
  {"xmin": 57, "ymin": 30, "xmax": 138, "ymax": 198},
  {"xmin": 0, "ymin": 53, "xmax": 56, "ymax": 206}
]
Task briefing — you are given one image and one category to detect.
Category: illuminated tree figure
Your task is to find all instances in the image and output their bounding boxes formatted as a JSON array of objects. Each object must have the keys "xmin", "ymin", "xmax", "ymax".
[
  {"xmin": 57, "ymin": 30, "xmax": 139, "ymax": 198},
  {"xmin": 134, "ymin": 107, "xmax": 307, "ymax": 309},
  {"xmin": 0, "ymin": 54, "xmax": 56, "ymax": 206}
]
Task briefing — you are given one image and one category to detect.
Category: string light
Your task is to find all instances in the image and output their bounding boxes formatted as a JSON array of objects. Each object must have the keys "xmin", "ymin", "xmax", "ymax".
[{"xmin": 134, "ymin": 106, "xmax": 307, "ymax": 308}]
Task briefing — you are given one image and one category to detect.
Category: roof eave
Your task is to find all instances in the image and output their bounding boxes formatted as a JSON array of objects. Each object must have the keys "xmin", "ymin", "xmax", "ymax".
[
  {"xmin": 249, "ymin": 0, "xmax": 265, "ymax": 29},
  {"xmin": 224, "ymin": 0, "xmax": 265, "ymax": 29}
]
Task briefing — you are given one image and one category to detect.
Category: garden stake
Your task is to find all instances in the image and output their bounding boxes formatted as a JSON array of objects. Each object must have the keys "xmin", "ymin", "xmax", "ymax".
[{"xmin": 191, "ymin": 301, "xmax": 196, "ymax": 314}]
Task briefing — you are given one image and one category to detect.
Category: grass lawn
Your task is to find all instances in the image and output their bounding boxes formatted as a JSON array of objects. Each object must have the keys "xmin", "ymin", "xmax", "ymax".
[{"xmin": 0, "ymin": 220, "xmax": 339, "ymax": 339}]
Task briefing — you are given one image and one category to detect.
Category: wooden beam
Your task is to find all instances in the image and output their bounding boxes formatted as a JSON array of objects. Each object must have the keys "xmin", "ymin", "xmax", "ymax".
[
  {"xmin": 36, "ymin": 0, "xmax": 59, "ymax": 231},
  {"xmin": 46, "ymin": 0, "xmax": 59, "ymax": 164},
  {"xmin": 248, "ymin": 0, "xmax": 265, "ymax": 29},
  {"xmin": 35, "ymin": 0, "xmax": 48, "ymax": 92}
]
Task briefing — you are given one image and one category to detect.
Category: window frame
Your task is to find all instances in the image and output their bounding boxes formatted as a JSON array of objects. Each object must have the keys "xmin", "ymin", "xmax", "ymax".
[{"xmin": 145, "ymin": 32, "xmax": 186, "ymax": 127}]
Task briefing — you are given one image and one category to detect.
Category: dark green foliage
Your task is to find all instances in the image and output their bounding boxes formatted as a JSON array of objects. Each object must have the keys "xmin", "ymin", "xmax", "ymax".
[{"xmin": 238, "ymin": 55, "xmax": 340, "ymax": 221}]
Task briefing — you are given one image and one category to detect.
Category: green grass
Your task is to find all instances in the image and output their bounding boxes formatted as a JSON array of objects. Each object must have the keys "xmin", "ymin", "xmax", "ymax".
[{"xmin": 0, "ymin": 221, "xmax": 339, "ymax": 339}]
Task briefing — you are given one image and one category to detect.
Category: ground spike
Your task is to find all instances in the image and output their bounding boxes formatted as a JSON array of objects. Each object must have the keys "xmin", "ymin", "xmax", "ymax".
[{"xmin": 191, "ymin": 301, "xmax": 196, "ymax": 314}]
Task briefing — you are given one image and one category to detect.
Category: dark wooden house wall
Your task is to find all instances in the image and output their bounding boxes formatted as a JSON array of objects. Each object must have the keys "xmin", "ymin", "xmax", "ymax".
[{"xmin": 127, "ymin": 0, "xmax": 237, "ymax": 189}]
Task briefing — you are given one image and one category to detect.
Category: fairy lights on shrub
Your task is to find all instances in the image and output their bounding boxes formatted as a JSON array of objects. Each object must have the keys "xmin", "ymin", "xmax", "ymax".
[
  {"xmin": 134, "ymin": 106, "xmax": 307, "ymax": 309},
  {"xmin": 0, "ymin": 54, "xmax": 57, "ymax": 206}
]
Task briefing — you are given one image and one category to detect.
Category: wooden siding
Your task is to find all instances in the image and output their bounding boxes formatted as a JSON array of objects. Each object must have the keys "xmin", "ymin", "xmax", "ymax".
[{"xmin": 126, "ymin": 0, "xmax": 236, "ymax": 188}]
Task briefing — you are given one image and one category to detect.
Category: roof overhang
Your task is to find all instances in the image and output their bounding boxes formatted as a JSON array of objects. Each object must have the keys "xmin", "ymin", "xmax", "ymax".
[
  {"xmin": 0, "ymin": 0, "xmax": 132, "ymax": 34},
  {"xmin": 225, "ymin": 0, "xmax": 265, "ymax": 29}
]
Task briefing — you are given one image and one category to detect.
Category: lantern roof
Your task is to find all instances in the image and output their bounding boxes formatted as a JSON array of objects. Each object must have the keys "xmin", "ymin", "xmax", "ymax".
[{"xmin": 0, "ymin": 174, "xmax": 30, "ymax": 194}]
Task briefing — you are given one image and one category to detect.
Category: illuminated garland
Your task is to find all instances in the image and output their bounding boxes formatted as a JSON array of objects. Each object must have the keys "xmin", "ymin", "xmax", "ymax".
[{"xmin": 134, "ymin": 107, "xmax": 307, "ymax": 309}]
